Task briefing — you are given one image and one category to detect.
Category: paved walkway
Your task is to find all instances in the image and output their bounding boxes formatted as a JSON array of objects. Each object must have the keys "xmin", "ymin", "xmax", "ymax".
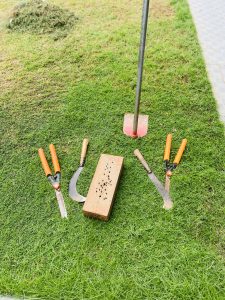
[{"xmin": 188, "ymin": 0, "xmax": 225, "ymax": 123}]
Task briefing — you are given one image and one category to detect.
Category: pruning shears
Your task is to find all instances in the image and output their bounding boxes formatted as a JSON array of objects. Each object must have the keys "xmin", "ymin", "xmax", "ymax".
[
  {"xmin": 38, "ymin": 144, "xmax": 67, "ymax": 218},
  {"xmin": 163, "ymin": 134, "xmax": 187, "ymax": 193}
]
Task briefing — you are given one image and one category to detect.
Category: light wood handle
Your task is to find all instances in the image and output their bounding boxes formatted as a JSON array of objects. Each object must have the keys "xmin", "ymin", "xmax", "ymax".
[
  {"xmin": 164, "ymin": 133, "xmax": 172, "ymax": 161},
  {"xmin": 49, "ymin": 144, "xmax": 60, "ymax": 173},
  {"xmin": 134, "ymin": 149, "xmax": 151, "ymax": 173},
  {"xmin": 80, "ymin": 138, "xmax": 89, "ymax": 166},
  {"xmin": 38, "ymin": 148, "xmax": 52, "ymax": 176},
  {"xmin": 173, "ymin": 139, "xmax": 187, "ymax": 165}
]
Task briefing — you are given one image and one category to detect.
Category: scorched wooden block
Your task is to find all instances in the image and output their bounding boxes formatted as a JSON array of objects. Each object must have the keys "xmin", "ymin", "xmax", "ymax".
[{"xmin": 83, "ymin": 154, "xmax": 124, "ymax": 221}]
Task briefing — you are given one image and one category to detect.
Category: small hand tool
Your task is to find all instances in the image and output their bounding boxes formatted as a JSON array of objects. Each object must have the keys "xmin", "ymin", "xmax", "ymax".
[
  {"xmin": 164, "ymin": 134, "xmax": 187, "ymax": 193},
  {"xmin": 69, "ymin": 138, "xmax": 89, "ymax": 203},
  {"xmin": 38, "ymin": 144, "xmax": 67, "ymax": 218},
  {"xmin": 134, "ymin": 149, "xmax": 173, "ymax": 210}
]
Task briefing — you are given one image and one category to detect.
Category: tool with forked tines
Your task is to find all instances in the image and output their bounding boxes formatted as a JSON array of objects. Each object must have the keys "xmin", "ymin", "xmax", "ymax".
[
  {"xmin": 164, "ymin": 134, "xmax": 187, "ymax": 193},
  {"xmin": 38, "ymin": 144, "xmax": 67, "ymax": 218}
]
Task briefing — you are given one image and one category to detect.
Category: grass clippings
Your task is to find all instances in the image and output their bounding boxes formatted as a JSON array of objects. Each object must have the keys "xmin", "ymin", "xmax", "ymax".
[{"xmin": 7, "ymin": 0, "xmax": 77, "ymax": 39}]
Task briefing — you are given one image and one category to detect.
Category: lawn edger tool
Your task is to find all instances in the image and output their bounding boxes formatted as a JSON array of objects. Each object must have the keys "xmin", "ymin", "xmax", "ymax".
[{"xmin": 123, "ymin": 0, "xmax": 150, "ymax": 138}]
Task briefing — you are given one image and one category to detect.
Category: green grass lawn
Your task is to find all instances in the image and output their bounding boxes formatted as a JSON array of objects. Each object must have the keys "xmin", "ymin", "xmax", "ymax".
[{"xmin": 0, "ymin": 0, "xmax": 225, "ymax": 299}]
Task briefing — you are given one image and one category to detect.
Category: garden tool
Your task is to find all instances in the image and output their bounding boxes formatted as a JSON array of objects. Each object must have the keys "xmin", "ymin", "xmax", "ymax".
[
  {"xmin": 123, "ymin": 0, "xmax": 150, "ymax": 138},
  {"xmin": 69, "ymin": 138, "xmax": 89, "ymax": 203},
  {"xmin": 134, "ymin": 149, "xmax": 173, "ymax": 210},
  {"xmin": 164, "ymin": 134, "xmax": 187, "ymax": 193},
  {"xmin": 38, "ymin": 144, "xmax": 67, "ymax": 218}
]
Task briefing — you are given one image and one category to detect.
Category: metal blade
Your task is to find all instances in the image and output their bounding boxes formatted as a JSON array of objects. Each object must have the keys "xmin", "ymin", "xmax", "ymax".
[
  {"xmin": 68, "ymin": 166, "xmax": 86, "ymax": 203},
  {"xmin": 148, "ymin": 172, "xmax": 173, "ymax": 210},
  {"xmin": 123, "ymin": 113, "xmax": 148, "ymax": 138},
  {"xmin": 55, "ymin": 190, "xmax": 68, "ymax": 218},
  {"xmin": 165, "ymin": 175, "xmax": 171, "ymax": 193}
]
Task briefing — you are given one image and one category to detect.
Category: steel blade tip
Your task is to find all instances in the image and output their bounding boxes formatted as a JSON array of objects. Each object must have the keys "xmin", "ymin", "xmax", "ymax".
[
  {"xmin": 163, "ymin": 200, "xmax": 173, "ymax": 210},
  {"xmin": 69, "ymin": 166, "xmax": 86, "ymax": 203}
]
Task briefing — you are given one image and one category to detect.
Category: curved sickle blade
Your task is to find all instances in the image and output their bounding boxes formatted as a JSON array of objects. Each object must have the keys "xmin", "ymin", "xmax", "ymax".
[{"xmin": 69, "ymin": 166, "xmax": 86, "ymax": 203}]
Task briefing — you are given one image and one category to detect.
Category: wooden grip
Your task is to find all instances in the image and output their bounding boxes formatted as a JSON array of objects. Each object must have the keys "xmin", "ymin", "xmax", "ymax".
[
  {"xmin": 49, "ymin": 144, "xmax": 60, "ymax": 173},
  {"xmin": 38, "ymin": 148, "xmax": 51, "ymax": 176},
  {"xmin": 80, "ymin": 138, "xmax": 89, "ymax": 166},
  {"xmin": 134, "ymin": 149, "xmax": 151, "ymax": 173},
  {"xmin": 164, "ymin": 133, "xmax": 172, "ymax": 161},
  {"xmin": 173, "ymin": 139, "xmax": 187, "ymax": 165}
]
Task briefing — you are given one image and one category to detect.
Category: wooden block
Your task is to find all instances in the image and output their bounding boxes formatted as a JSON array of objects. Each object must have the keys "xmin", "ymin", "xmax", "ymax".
[{"xmin": 83, "ymin": 154, "xmax": 124, "ymax": 221}]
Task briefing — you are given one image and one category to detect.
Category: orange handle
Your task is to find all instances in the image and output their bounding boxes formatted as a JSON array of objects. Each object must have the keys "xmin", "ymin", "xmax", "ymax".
[
  {"xmin": 49, "ymin": 144, "xmax": 60, "ymax": 173},
  {"xmin": 38, "ymin": 148, "xmax": 52, "ymax": 176},
  {"xmin": 173, "ymin": 139, "xmax": 187, "ymax": 165},
  {"xmin": 164, "ymin": 133, "xmax": 172, "ymax": 161}
]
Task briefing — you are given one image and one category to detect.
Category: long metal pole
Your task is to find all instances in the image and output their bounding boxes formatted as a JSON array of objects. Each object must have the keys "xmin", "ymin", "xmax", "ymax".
[{"xmin": 133, "ymin": 0, "xmax": 150, "ymax": 135}]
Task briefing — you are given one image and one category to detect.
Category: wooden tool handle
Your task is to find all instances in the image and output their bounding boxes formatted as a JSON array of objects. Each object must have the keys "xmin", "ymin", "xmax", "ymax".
[
  {"xmin": 38, "ymin": 148, "xmax": 52, "ymax": 176},
  {"xmin": 164, "ymin": 133, "xmax": 172, "ymax": 161},
  {"xmin": 173, "ymin": 138, "xmax": 187, "ymax": 165},
  {"xmin": 134, "ymin": 149, "xmax": 151, "ymax": 173},
  {"xmin": 49, "ymin": 144, "xmax": 60, "ymax": 173},
  {"xmin": 80, "ymin": 138, "xmax": 89, "ymax": 166}
]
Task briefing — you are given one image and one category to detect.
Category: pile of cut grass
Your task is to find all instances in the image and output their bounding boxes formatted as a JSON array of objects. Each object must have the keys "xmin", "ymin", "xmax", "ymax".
[{"xmin": 7, "ymin": 0, "xmax": 77, "ymax": 39}]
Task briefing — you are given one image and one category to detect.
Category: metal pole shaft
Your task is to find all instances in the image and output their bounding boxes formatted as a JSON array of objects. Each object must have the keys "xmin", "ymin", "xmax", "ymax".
[{"xmin": 133, "ymin": 0, "xmax": 150, "ymax": 135}]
